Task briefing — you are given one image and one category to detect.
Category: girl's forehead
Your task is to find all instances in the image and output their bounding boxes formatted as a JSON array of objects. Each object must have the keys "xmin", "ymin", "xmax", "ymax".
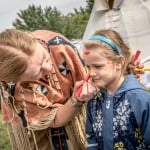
[
  {"xmin": 83, "ymin": 48, "xmax": 103, "ymax": 56},
  {"xmin": 84, "ymin": 50, "xmax": 90, "ymax": 55},
  {"xmin": 83, "ymin": 49, "xmax": 103, "ymax": 61}
]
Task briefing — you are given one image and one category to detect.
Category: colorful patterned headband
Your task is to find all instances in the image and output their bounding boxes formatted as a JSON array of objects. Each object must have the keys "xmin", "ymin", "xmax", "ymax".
[{"xmin": 89, "ymin": 35, "xmax": 122, "ymax": 55}]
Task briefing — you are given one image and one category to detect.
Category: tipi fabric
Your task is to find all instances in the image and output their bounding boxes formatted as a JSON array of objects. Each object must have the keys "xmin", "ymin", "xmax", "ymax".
[{"xmin": 83, "ymin": 0, "xmax": 150, "ymax": 60}]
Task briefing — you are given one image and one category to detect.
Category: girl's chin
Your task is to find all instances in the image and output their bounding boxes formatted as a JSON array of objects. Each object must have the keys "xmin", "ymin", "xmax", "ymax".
[{"xmin": 94, "ymin": 82, "xmax": 105, "ymax": 88}]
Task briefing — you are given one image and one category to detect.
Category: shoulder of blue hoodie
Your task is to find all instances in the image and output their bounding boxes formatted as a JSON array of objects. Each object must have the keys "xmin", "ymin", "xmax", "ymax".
[
  {"xmin": 115, "ymin": 74, "xmax": 150, "ymax": 106},
  {"xmin": 117, "ymin": 74, "xmax": 150, "ymax": 144}
]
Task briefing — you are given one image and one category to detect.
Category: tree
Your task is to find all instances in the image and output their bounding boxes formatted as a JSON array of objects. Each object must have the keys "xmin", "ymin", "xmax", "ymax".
[
  {"xmin": 61, "ymin": 6, "xmax": 89, "ymax": 39},
  {"xmin": 86, "ymin": 0, "xmax": 94, "ymax": 13},
  {"xmin": 13, "ymin": 1, "xmax": 94, "ymax": 39},
  {"xmin": 13, "ymin": 5, "xmax": 64, "ymax": 33},
  {"xmin": 62, "ymin": 0, "xmax": 94, "ymax": 39}
]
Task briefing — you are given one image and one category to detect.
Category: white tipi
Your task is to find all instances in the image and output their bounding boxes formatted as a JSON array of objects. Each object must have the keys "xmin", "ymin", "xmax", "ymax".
[{"xmin": 83, "ymin": 0, "xmax": 150, "ymax": 60}]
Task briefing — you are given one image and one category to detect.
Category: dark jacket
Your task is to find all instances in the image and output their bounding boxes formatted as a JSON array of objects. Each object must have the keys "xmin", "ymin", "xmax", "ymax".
[{"xmin": 86, "ymin": 74, "xmax": 150, "ymax": 150}]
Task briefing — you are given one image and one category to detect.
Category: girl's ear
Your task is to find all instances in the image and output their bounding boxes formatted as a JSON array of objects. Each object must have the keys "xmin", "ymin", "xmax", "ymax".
[{"xmin": 115, "ymin": 56, "xmax": 125, "ymax": 69}]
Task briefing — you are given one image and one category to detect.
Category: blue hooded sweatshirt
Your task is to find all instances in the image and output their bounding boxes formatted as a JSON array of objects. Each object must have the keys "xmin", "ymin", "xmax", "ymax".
[{"xmin": 86, "ymin": 74, "xmax": 150, "ymax": 150}]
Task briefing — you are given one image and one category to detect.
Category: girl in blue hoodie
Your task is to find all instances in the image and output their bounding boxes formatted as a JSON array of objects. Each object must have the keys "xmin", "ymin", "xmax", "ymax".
[{"xmin": 83, "ymin": 29, "xmax": 150, "ymax": 150}]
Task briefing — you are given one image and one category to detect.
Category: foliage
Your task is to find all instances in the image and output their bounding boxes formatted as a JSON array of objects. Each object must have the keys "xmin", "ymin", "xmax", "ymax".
[
  {"xmin": 85, "ymin": 0, "xmax": 94, "ymax": 13},
  {"xmin": 13, "ymin": 5, "xmax": 64, "ymax": 33},
  {"xmin": 13, "ymin": 1, "xmax": 94, "ymax": 39},
  {"xmin": 62, "ymin": 8, "xmax": 89, "ymax": 39},
  {"xmin": 0, "ymin": 113, "xmax": 11, "ymax": 150}
]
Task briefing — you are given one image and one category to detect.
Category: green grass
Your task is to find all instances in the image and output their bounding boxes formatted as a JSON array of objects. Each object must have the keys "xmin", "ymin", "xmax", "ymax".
[{"xmin": 0, "ymin": 113, "xmax": 11, "ymax": 150}]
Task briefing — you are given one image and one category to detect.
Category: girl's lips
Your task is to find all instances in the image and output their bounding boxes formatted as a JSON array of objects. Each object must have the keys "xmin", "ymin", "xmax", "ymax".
[{"xmin": 92, "ymin": 78, "xmax": 101, "ymax": 82}]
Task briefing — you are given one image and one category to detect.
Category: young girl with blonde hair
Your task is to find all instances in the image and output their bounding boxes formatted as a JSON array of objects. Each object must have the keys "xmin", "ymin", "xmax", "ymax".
[{"xmin": 83, "ymin": 29, "xmax": 150, "ymax": 149}]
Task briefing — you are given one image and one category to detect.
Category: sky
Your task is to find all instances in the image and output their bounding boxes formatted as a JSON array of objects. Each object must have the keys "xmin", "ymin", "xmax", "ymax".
[{"xmin": 0, "ymin": 0, "xmax": 87, "ymax": 31}]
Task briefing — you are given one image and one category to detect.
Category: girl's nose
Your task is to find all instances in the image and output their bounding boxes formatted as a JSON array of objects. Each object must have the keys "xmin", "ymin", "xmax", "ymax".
[
  {"xmin": 39, "ymin": 63, "xmax": 52, "ymax": 79},
  {"xmin": 43, "ymin": 62, "xmax": 52, "ymax": 73},
  {"xmin": 89, "ymin": 69, "xmax": 96, "ymax": 77}
]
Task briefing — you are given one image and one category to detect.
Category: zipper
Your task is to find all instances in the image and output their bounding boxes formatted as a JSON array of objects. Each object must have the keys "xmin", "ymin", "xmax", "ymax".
[{"xmin": 106, "ymin": 99, "xmax": 111, "ymax": 109}]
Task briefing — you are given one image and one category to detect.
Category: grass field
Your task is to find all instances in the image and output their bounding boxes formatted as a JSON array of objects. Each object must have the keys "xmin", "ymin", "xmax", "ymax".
[{"xmin": 0, "ymin": 113, "xmax": 11, "ymax": 150}]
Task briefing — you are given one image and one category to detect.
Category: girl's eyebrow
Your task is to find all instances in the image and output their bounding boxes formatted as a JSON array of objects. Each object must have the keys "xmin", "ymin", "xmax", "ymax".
[
  {"xmin": 40, "ymin": 52, "xmax": 46, "ymax": 69},
  {"xmin": 36, "ymin": 38, "xmax": 50, "ymax": 53},
  {"xmin": 34, "ymin": 50, "xmax": 46, "ymax": 77}
]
